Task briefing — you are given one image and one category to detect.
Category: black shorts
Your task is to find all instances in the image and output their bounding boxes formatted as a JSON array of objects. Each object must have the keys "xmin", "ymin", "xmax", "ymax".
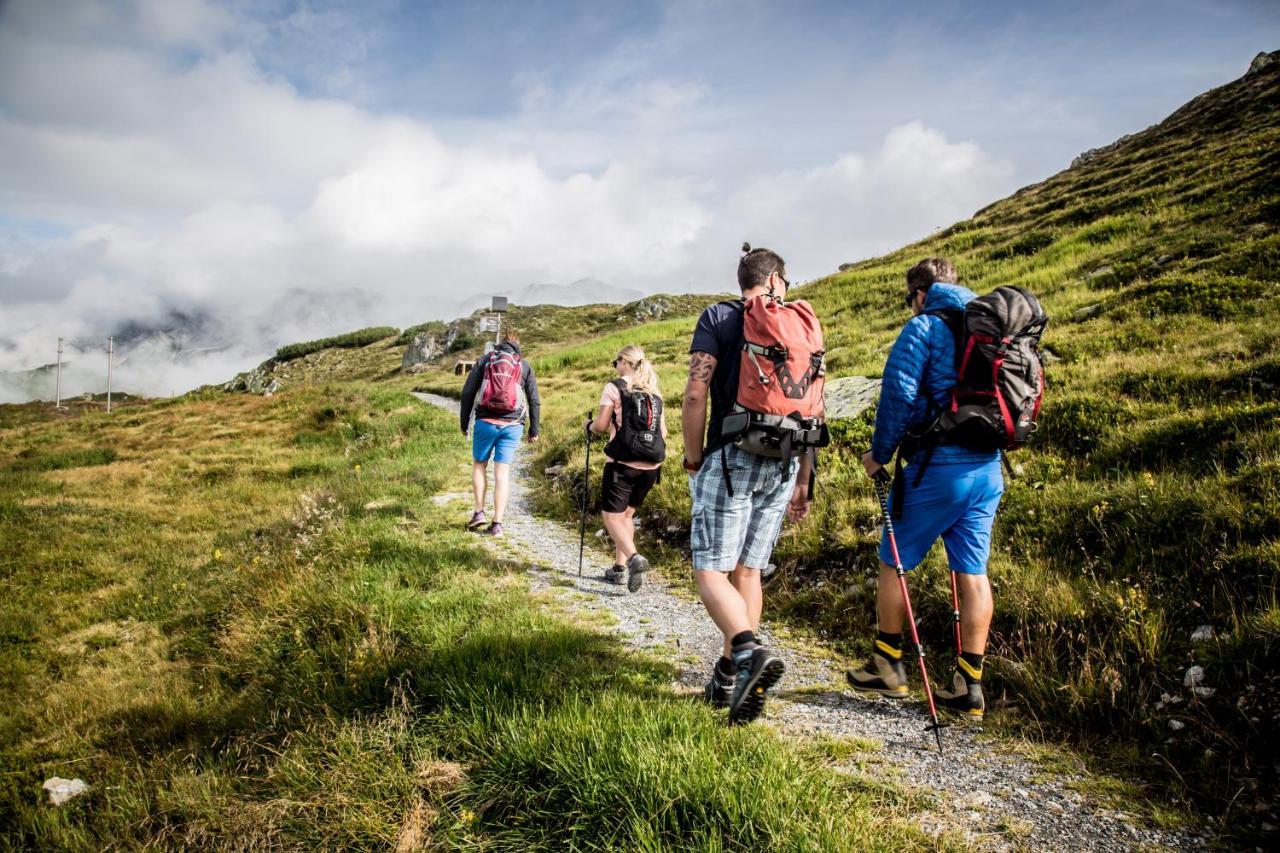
[{"xmin": 599, "ymin": 462, "xmax": 661, "ymax": 513}]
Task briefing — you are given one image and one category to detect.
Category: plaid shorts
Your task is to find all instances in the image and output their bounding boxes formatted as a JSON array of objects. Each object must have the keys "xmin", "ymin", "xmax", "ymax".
[{"xmin": 689, "ymin": 444, "xmax": 798, "ymax": 572}]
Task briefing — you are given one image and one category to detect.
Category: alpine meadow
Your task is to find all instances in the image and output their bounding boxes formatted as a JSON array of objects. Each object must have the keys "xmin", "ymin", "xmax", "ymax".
[{"xmin": 3, "ymin": 35, "xmax": 1279, "ymax": 853}]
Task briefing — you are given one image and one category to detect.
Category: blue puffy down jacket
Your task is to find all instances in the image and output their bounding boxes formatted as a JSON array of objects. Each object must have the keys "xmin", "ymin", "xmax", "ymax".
[{"xmin": 870, "ymin": 282, "xmax": 1001, "ymax": 466}]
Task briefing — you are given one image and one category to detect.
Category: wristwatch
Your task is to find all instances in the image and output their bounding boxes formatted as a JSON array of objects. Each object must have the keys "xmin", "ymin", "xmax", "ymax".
[{"xmin": 683, "ymin": 456, "xmax": 702, "ymax": 472}]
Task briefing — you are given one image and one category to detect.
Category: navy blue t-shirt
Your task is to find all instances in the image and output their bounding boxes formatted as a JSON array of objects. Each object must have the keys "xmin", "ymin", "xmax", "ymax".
[{"xmin": 689, "ymin": 299, "xmax": 745, "ymax": 454}]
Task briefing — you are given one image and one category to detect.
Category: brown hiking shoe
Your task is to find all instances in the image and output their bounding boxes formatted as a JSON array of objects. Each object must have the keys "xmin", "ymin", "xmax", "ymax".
[
  {"xmin": 846, "ymin": 642, "xmax": 909, "ymax": 698},
  {"xmin": 935, "ymin": 670, "xmax": 985, "ymax": 719}
]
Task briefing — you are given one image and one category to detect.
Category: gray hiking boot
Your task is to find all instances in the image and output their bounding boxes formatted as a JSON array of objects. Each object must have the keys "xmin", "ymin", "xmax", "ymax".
[
  {"xmin": 626, "ymin": 553, "xmax": 649, "ymax": 593},
  {"xmin": 604, "ymin": 564, "xmax": 626, "ymax": 584},
  {"xmin": 846, "ymin": 645, "xmax": 909, "ymax": 698},
  {"xmin": 728, "ymin": 647, "xmax": 785, "ymax": 724}
]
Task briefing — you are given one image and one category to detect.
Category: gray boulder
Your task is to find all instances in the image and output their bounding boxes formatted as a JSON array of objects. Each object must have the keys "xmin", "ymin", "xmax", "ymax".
[
  {"xmin": 402, "ymin": 331, "xmax": 443, "ymax": 373},
  {"xmin": 824, "ymin": 376, "xmax": 881, "ymax": 420}
]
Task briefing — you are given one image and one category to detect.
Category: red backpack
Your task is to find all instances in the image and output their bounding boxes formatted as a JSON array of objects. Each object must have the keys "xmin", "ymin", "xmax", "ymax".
[
  {"xmin": 478, "ymin": 349, "xmax": 523, "ymax": 416},
  {"xmin": 719, "ymin": 294, "xmax": 829, "ymax": 493}
]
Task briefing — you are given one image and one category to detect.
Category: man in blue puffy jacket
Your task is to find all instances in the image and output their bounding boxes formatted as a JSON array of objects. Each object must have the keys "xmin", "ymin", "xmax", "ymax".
[{"xmin": 846, "ymin": 257, "xmax": 1001, "ymax": 719}]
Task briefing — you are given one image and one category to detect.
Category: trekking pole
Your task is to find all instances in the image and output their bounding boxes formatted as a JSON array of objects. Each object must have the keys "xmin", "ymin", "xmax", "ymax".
[
  {"xmin": 578, "ymin": 411, "xmax": 592, "ymax": 577},
  {"xmin": 949, "ymin": 571, "xmax": 963, "ymax": 656},
  {"xmin": 872, "ymin": 470, "xmax": 947, "ymax": 753}
]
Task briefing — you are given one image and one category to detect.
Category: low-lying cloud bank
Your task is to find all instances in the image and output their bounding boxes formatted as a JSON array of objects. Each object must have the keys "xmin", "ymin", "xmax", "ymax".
[{"xmin": 0, "ymin": 0, "xmax": 1015, "ymax": 401}]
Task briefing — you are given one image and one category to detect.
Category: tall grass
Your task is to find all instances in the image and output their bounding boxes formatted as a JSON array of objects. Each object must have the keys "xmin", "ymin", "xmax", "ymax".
[{"xmin": 0, "ymin": 386, "xmax": 937, "ymax": 849}]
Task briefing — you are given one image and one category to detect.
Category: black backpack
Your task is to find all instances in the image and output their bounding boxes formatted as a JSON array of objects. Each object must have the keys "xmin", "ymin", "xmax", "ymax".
[
  {"xmin": 604, "ymin": 379, "xmax": 666, "ymax": 465},
  {"xmin": 895, "ymin": 286, "xmax": 1048, "ymax": 515}
]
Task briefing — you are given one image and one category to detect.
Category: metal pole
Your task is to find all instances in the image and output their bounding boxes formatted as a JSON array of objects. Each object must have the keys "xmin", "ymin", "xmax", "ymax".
[
  {"xmin": 55, "ymin": 337, "xmax": 64, "ymax": 409},
  {"xmin": 106, "ymin": 337, "xmax": 114, "ymax": 413},
  {"xmin": 494, "ymin": 313, "xmax": 501, "ymax": 346}
]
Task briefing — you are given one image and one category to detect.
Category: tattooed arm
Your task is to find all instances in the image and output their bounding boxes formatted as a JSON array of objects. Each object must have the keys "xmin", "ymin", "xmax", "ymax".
[{"xmin": 681, "ymin": 350, "xmax": 717, "ymax": 468}]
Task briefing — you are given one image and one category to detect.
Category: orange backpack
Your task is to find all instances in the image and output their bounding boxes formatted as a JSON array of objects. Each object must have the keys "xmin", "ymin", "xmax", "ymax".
[{"xmin": 719, "ymin": 294, "xmax": 829, "ymax": 492}]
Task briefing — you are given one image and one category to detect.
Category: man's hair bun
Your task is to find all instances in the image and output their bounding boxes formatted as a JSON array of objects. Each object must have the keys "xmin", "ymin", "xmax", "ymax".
[{"xmin": 741, "ymin": 242, "xmax": 752, "ymax": 254}]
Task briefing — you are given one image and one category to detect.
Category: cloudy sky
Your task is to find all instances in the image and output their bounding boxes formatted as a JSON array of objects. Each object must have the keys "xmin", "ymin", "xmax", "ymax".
[{"xmin": 1, "ymin": 0, "xmax": 1276, "ymax": 398}]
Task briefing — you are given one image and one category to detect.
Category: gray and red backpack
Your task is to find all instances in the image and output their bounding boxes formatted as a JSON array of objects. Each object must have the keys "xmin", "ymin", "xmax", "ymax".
[{"xmin": 895, "ymin": 285, "xmax": 1048, "ymax": 514}]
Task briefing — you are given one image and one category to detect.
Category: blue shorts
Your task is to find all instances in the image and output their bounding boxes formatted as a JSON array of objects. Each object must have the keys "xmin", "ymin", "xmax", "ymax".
[
  {"xmin": 472, "ymin": 419, "xmax": 523, "ymax": 464},
  {"xmin": 689, "ymin": 444, "xmax": 798, "ymax": 572},
  {"xmin": 879, "ymin": 457, "xmax": 1003, "ymax": 575}
]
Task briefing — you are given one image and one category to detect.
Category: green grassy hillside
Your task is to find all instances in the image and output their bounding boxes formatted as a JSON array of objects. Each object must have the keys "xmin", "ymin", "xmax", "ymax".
[
  {"xmin": 0, "ymin": 388, "xmax": 938, "ymax": 849},
  {"xmin": 409, "ymin": 54, "xmax": 1279, "ymax": 830}
]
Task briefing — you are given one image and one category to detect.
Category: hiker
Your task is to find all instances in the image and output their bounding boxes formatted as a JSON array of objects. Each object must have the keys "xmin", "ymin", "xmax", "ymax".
[
  {"xmin": 459, "ymin": 330, "xmax": 541, "ymax": 537},
  {"xmin": 847, "ymin": 258, "xmax": 1003, "ymax": 719},
  {"xmin": 683, "ymin": 244, "xmax": 827, "ymax": 724},
  {"xmin": 584, "ymin": 345, "xmax": 668, "ymax": 593}
]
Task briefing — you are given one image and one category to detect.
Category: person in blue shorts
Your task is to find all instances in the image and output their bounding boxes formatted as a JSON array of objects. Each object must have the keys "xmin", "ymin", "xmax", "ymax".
[
  {"xmin": 847, "ymin": 257, "xmax": 1002, "ymax": 719},
  {"xmin": 459, "ymin": 331, "xmax": 540, "ymax": 537}
]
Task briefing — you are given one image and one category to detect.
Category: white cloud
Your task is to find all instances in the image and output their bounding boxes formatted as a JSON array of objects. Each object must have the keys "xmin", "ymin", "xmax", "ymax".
[
  {"xmin": 0, "ymin": 0, "xmax": 1019, "ymax": 401},
  {"xmin": 712, "ymin": 122, "xmax": 1014, "ymax": 281}
]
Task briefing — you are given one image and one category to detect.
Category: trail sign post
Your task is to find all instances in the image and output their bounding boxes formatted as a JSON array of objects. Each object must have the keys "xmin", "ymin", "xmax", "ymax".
[
  {"xmin": 55, "ymin": 337, "xmax": 64, "ymax": 410},
  {"xmin": 106, "ymin": 337, "xmax": 114, "ymax": 413},
  {"xmin": 488, "ymin": 296, "xmax": 509, "ymax": 344}
]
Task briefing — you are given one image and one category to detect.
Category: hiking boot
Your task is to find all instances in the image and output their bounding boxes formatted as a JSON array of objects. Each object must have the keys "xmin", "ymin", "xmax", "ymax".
[
  {"xmin": 467, "ymin": 510, "xmax": 486, "ymax": 530},
  {"xmin": 626, "ymin": 553, "xmax": 649, "ymax": 593},
  {"xmin": 935, "ymin": 670, "xmax": 985, "ymax": 720},
  {"xmin": 603, "ymin": 564, "xmax": 626, "ymax": 584},
  {"xmin": 728, "ymin": 648, "xmax": 785, "ymax": 724},
  {"xmin": 484, "ymin": 522, "xmax": 505, "ymax": 538},
  {"xmin": 846, "ymin": 644, "xmax": 909, "ymax": 698},
  {"xmin": 703, "ymin": 668, "xmax": 733, "ymax": 709}
]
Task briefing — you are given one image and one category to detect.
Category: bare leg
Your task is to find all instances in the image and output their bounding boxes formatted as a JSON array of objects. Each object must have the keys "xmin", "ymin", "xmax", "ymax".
[
  {"xmin": 724, "ymin": 564, "xmax": 762, "ymax": 656},
  {"xmin": 471, "ymin": 461, "xmax": 488, "ymax": 513},
  {"xmin": 492, "ymin": 462, "xmax": 511, "ymax": 523},
  {"xmin": 876, "ymin": 563, "xmax": 907, "ymax": 634},
  {"xmin": 953, "ymin": 573, "xmax": 993, "ymax": 654},
  {"xmin": 602, "ymin": 509, "xmax": 637, "ymax": 564},
  {"xmin": 696, "ymin": 571, "xmax": 752, "ymax": 655}
]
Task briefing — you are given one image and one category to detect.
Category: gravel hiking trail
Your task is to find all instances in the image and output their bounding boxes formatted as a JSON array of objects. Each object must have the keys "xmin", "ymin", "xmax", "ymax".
[{"xmin": 415, "ymin": 392, "xmax": 1207, "ymax": 851}]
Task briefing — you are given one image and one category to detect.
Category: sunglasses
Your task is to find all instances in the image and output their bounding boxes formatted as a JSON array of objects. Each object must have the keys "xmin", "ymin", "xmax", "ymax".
[
  {"xmin": 613, "ymin": 358, "xmax": 623, "ymax": 367},
  {"xmin": 903, "ymin": 289, "xmax": 918, "ymax": 308}
]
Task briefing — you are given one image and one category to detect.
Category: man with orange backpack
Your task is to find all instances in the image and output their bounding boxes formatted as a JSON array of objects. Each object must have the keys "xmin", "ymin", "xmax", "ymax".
[
  {"xmin": 460, "ymin": 330, "xmax": 541, "ymax": 537},
  {"xmin": 682, "ymin": 244, "xmax": 828, "ymax": 724}
]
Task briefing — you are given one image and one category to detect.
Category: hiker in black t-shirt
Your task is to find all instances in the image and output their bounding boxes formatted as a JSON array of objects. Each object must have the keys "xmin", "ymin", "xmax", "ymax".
[{"xmin": 682, "ymin": 245, "xmax": 814, "ymax": 724}]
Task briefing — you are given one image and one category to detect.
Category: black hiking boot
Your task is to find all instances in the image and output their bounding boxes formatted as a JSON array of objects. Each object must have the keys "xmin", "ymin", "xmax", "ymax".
[
  {"xmin": 935, "ymin": 670, "xmax": 985, "ymax": 720},
  {"xmin": 626, "ymin": 553, "xmax": 649, "ymax": 593},
  {"xmin": 603, "ymin": 564, "xmax": 626, "ymax": 584},
  {"xmin": 728, "ymin": 648, "xmax": 785, "ymax": 724},
  {"xmin": 702, "ymin": 667, "xmax": 734, "ymax": 709},
  {"xmin": 845, "ymin": 643, "xmax": 909, "ymax": 698}
]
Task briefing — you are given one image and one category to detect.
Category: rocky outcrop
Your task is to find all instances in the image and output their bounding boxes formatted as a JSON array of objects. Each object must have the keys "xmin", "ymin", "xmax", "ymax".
[
  {"xmin": 223, "ymin": 361, "xmax": 281, "ymax": 395},
  {"xmin": 622, "ymin": 296, "xmax": 679, "ymax": 322},
  {"xmin": 1247, "ymin": 50, "xmax": 1276, "ymax": 76},
  {"xmin": 823, "ymin": 376, "xmax": 880, "ymax": 420},
  {"xmin": 401, "ymin": 332, "xmax": 442, "ymax": 373}
]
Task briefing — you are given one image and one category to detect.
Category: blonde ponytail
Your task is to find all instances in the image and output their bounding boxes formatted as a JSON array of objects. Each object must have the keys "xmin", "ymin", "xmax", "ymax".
[{"xmin": 616, "ymin": 344, "xmax": 661, "ymax": 396}]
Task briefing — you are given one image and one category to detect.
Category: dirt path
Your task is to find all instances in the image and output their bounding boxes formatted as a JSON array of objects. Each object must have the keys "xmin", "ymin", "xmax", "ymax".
[{"xmin": 416, "ymin": 392, "xmax": 1206, "ymax": 851}]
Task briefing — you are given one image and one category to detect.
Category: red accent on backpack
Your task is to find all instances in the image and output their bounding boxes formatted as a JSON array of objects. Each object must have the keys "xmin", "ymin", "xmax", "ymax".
[
  {"xmin": 478, "ymin": 350, "xmax": 522, "ymax": 415},
  {"xmin": 737, "ymin": 295, "xmax": 826, "ymax": 419}
]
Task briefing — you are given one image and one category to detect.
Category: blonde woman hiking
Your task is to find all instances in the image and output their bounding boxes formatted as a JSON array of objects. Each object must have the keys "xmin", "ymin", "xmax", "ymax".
[{"xmin": 585, "ymin": 345, "xmax": 668, "ymax": 593}]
